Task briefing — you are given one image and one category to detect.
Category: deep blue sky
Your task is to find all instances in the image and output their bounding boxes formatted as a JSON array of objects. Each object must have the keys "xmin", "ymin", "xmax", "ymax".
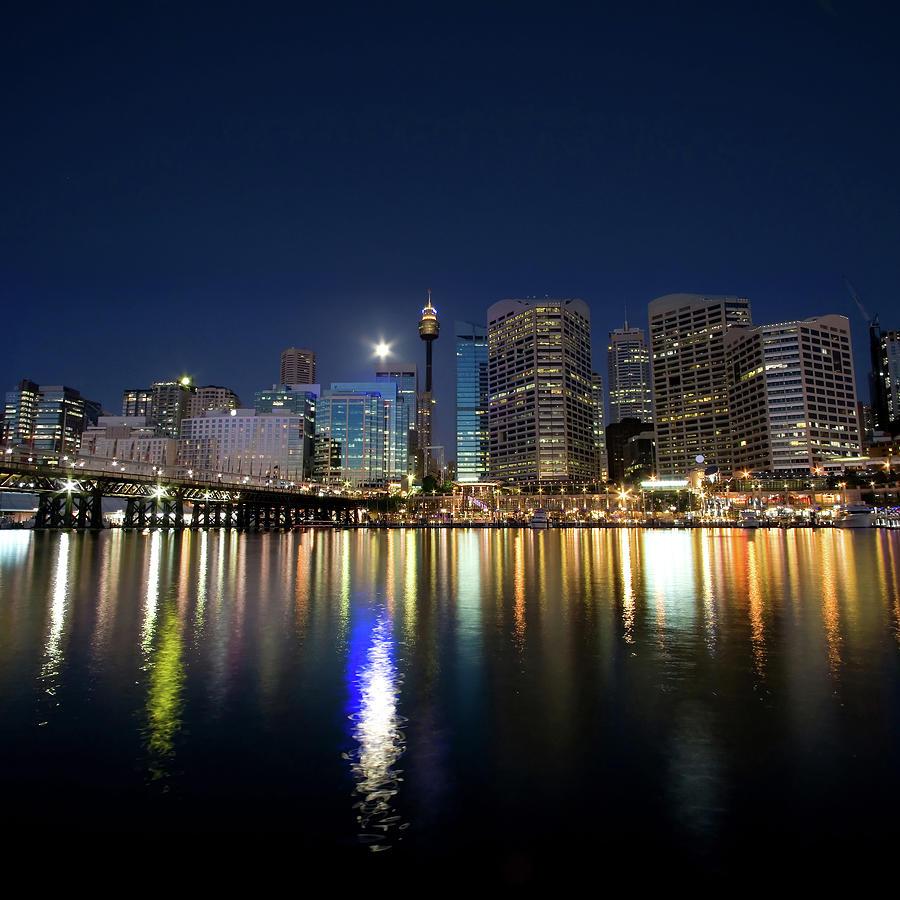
[{"xmin": 3, "ymin": 0, "xmax": 899, "ymax": 452}]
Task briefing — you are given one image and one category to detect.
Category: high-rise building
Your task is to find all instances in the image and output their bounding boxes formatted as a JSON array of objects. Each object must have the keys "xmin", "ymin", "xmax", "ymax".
[
  {"xmin": 607, "ymin": 324, "xmax": 652, "ymax": 424},
  {"xmin": 606, "ymin": 418, "xmax": 655, "ymax": 484},
  {"xmin": 189, "ymin": 385, "xmax": 241, "ymax": 418},
  {"xmin": 649, "ymin": 293, "xmax": 752, "ymax": 476},
  {"xmin": 487, "ymin": 298, "xmax": 594, "ymax": 485},
  {"xmin": 455, "ymin": 322, "xmax": 489, "ymax": 483},
  {"xmin": 375, "ymin": 364, "xmax": 419, "ymax": 476},
  {"xmin": 151, "ymin": 377, "xmax": 197, "ymax": 438},
  {"xmin": 3, "ymin": 380, "xmax": 41, "ymax": 446},
  {"xmin": 280, "ymin": 348, "xmax": 316, "ymax": 385},
  {"xmin": 591, "ymin": 372, "xmax": 608, "ymax": 482},
  {"xmin": 726, "ymin": 315, "xmax": 862, "ymax": 472},
  {"xmin": 418, "ymin": 292, "xmax": 440, "ymax": 477},
  {"xmin": 879, "ymin": 330, "xmax": 900, "ymax": 430},
  {"xmin": 122, "ymin": 388, "xmax": 152, "ymax": 418},
  {"xmin": 254, "ymin": 384, "xmax": 320, "ymax": 479},
  {"xmin": 314, "ymin": 383, "xmax": 408, "ymax": 487},
  {"xmin": 3, "ymin": 381, "xmax": 89, "ymax": 456},
  {"xmin": 375, "ymin": 364, "xmax": 418, "ymax": 410},
  {"xmin": 33, "ymin": 386, "xmax": 86, "ymax": 455}
]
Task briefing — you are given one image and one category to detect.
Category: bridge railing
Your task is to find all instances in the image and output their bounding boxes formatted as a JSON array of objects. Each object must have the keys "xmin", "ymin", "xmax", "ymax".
[{"xmin": 0, "ymin": 456, "xmax": 370, "ymax": 503}]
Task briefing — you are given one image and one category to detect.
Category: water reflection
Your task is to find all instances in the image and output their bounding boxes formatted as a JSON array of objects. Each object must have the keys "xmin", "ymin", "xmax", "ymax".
[
  {"xmin": 134, "ymin": 532, "xmax": 187, "ymax": 782},
  {"xmin": 346, "ymin": 610, "xmax": 406, "ymax": 851},
  {"xmin": 40, "ymin": 533, "xmax": 70, "ymax": 702},
  {"xmin": 141, "ymin": 531, "xmax": 161, "ymax": 656},
  {"xmin": 619, "ymin": 529, "xmax": 635, "ymax": 644},
  {"xmin": 1, "ymin": 528, "xmax": 900, "ymax": 864},
  {"xmin": 747, "ymin": 540, "xmax": 766, "ymax": 680},
  {"xmin": 820, "ymin": 534, "xmax": 842, "ymax": 676},
  {"xmin": 145, "ymin": 594, "xmax": 185, "ymax": 781}
]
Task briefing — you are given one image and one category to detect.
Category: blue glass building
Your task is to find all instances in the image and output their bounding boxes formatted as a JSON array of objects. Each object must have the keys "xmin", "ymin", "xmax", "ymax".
[
  {"xmin": 455, "ymin": 321, "xmax": 489, "ymax": 482},
  {"xmin": 314, "ymin": 383, "xmax": 408, "ymax": 487},
  {"xmin": 375, "ymin": 365, "xmax": 418, "ymax": 476}
]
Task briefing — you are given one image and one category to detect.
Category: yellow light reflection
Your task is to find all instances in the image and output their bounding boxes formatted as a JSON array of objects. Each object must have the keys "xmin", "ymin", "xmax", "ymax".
[
  {"xmin": 404, "ymin": 531, "xmax": 417, "ymax": 639},
  {"xmin": 700, "ymin": 532, "xmax": 718, "ymax": 653},
  {"xmin": 619, "ymin": 529, "xmax": 635, "ymax": 644},
  {"xmin": 876, "ymin": 532, "xmax": 900, "ymax": 650},
  {"xmin": 513, "ymin": 531, "xmax": 526, "ymax": 651},
  {"xmin": 820, "ymin": 534, "xmax": 842, "ymax": 676},
  {"xmin": 145, "ymin": 597, "xmax": 185, "ymax": 781},
  {"xmin": 747, "ymin": 540, "xmax": 766, "ymax": 680}
]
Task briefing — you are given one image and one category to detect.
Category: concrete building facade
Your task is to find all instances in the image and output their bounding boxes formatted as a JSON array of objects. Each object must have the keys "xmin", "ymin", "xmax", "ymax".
[
  {"xmin": 649, "ymin": 293, "xmax": 752, "ymax": 476},
  {"xmin": 607, "ymin": 324, "xmax": 653, "ymax": 424},
  {"xmin": 726, "ymin": 315, "xmax": 862, "ymax": 473},
  {"xmin": 487, "ymin": 298, "xmax": 593, "ymax": 485},
  {"xmin": 280, "ymin": 348, "xmax": 316, "ymax": 385}
]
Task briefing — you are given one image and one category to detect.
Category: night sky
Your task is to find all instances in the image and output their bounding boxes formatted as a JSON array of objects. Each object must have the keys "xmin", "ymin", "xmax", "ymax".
[{"xmin": 3, "ymin": 0, "xmax": 899, "ymax": 453}]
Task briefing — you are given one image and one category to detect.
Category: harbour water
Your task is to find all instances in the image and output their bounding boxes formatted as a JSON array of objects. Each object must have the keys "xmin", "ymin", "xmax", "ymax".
[{"xmin": 1, "ymin": 528, "xmax": 899, "ymax": 881}]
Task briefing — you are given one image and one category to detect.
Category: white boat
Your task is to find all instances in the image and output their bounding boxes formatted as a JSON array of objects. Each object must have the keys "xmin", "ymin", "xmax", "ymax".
[
  {"xmin": 529, "ymin": 509, "xmax": 550, "ymax": 529},
  {"xmin": 835, "ymin": 503, "xmax": 874, "ymax": 529},
  {"xmin": 738, "ymin": 512, "xmax": 762, "ymax": 529}
]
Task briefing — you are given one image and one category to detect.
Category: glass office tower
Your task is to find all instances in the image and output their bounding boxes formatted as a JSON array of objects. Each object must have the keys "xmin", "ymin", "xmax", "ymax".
[{"xmin": 455, "ymin": 321, "xmax": 489, "ymax": 482}]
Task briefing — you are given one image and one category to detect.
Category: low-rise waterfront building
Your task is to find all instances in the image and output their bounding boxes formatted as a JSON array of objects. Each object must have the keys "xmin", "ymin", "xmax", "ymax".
[{"xmin": 180, "ymin": 409, "xmax": 307, "ymax": 480}]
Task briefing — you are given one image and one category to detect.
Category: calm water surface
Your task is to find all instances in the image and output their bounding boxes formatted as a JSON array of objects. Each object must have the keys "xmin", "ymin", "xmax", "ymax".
[{"xmin": 1, "ymin": 528, "xmax": 899, "ymax": 880}]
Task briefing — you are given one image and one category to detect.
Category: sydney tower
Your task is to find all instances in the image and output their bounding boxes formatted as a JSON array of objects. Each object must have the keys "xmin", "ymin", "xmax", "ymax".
[{"xmin": 417, "ymin": 290, "xmax": 440, "ymax": 478}]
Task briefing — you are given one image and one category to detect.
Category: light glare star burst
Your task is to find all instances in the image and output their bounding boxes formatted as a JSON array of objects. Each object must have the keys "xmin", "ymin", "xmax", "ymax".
[{"xmin": 374, "ymin": 341, "xmax": 391, "ymax": 359}]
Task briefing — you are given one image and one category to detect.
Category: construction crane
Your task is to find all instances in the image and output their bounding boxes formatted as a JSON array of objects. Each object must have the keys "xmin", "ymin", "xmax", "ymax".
[{"xmin": 843, "ymin": 275, "xmax": 877, "ymax": 327}]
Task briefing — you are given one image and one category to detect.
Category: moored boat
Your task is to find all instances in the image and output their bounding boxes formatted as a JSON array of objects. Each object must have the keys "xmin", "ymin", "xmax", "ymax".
[
  {"xmin": 835, "ymin": 503, "xmax": 874, "ymax": 529},
  {"xmin": 529, "ymin": 509, "xmax": 550, "ymax": 529}
]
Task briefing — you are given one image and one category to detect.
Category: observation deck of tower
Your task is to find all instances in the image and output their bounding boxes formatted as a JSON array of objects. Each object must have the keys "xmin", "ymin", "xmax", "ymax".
[{"xmin": 418, "ymin": 289, "xmax": 440, "ymax": 392}]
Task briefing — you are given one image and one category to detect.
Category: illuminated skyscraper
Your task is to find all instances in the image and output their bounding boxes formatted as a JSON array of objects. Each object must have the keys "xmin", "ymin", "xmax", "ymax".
[
  {"xmin": 189, "ymin": 385, "xmax": 241, "ymax": 417},
  {"xmin": 375, "ymin": 364, "xmax": 418, "ymax": 476},
  {"xmin": 314, "ymin": 382, "xmax": 409, "ymax": 487},
  {"xmin": 726, "ymin": 315, "xmax": 862, "ymax": 472},
  {"xmin": 607, "ymin": 324, "xmax": 652, "ymax": 424},
  {"xmin": 254, "ymin": 384, "xmax": 320, "ymax": 478},
  {"xmin": 879, "ymin": 330, "xmax": 900, "ymax": 429},
  {"xmin": 3, "ymin": 379, "xmax": 41, "ymax": 446},
  {"xmin": 280, "ymin": 348, "xmax": 316, "ymax": 385},
  {"xmin": 591, "ymin": 372, "xmax": 608, "ymax": 481},
  {"xmin": 152, "ymin": 377, "xmax": 197, "ymax": 438},
  {"xmin": 122, "ymin": 388, "xmax": 152, "ymax": 418},
  {"xmin": 487, "ymin": 298, "xmax": 593, "ymax": 485},
  {"xmin": 455, "ymin": 321, "xmax": 489, "ymax": 482},
  {"xmin": 3, "ymin": 380, "xmax": 90, "ymax": 455},
  {"xmin": 649, "ymin": 293, "xmax": 752, "ymax": 476}
]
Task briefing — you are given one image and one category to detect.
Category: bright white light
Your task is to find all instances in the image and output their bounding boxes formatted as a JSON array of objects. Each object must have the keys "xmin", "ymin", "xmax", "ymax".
[
  {"xmin": 374, "ymin": 341, "xmax": 391, "ymax": 359},
  {"xmin": 63, "ymin": 479, "xmax": 76, "ymax": 492}
]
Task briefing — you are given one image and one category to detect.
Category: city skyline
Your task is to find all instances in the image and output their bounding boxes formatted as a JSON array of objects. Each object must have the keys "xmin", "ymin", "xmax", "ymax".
[{"xmin": 2, "ymin": 3, "xmax": 898, "ymax": 455}]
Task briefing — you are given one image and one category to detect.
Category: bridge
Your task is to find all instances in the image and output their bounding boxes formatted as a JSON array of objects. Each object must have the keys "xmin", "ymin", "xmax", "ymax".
[{"xmin": 0, "ymin": 460, "xmax": 362, "ymax": 530}]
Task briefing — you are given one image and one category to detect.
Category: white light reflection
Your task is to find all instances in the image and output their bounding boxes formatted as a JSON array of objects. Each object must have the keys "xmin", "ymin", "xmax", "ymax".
[
  {"xmin": 348, "ymin": 615, "xmax": 407, "ymax": 851},
  {"xmin": 141, "ymin": 530, "xmax": 162, "ymax": 656},
  {"xmin": 40, "ymin": 533, "xmax": 70, "ymax": 700}
]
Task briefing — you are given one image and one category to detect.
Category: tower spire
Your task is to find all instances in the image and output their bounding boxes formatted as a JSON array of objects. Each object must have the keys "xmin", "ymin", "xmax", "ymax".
[{"xmin": 417, "ymin": 289, "xmax": 440, "ymax": 480}]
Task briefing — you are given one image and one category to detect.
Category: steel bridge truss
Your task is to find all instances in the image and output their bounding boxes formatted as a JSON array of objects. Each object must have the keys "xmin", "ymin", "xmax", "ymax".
[{"xmin": 1, "ymin": 462, "xmax": 360, "ymax": 531}]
